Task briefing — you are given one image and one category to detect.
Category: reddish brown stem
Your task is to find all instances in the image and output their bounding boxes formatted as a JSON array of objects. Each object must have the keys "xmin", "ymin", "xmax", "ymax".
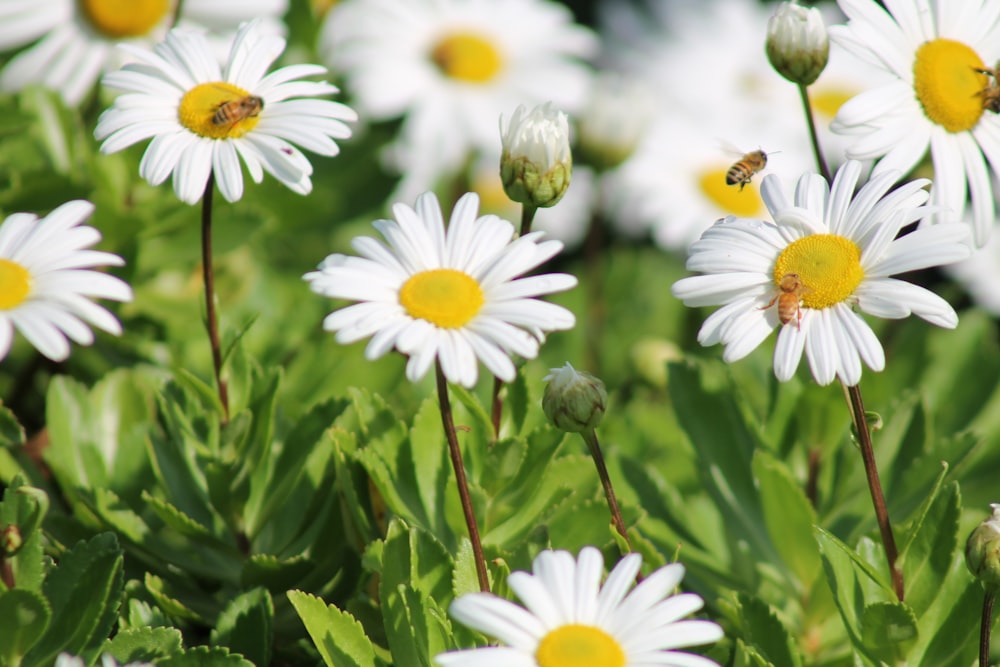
[{"xmin": 201, "ymin": 172, "xmax": 229, "ymax": 424}]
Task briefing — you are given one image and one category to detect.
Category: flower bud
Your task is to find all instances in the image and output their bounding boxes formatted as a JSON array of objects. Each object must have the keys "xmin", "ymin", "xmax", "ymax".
[
  {"xmin": 578, "ymin": 73, "xmax": 656, "ymax": 171},
  {"xmin": 966, "ymin": 503, "xmax": 1000, "ymax": 588},
  {"xmin": 542, "ymin": 363, "xmax": 607, "ymax": 433},
  {"xmin": 766, "ymin": 1, "xmax": 829, "ymax": 86},
  {"xmin": 2, "ymin": 524, "xmax": 22, "ymax": 557},
  {"xmin": 500, "ymin": 103, "xmax": 572, "ymax": 208}
]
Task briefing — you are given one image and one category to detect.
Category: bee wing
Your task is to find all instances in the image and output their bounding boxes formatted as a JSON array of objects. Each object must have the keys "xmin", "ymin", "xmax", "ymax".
[{"xmin": 716, "ymin": 138, "xmax": 746, "ymax": 157}]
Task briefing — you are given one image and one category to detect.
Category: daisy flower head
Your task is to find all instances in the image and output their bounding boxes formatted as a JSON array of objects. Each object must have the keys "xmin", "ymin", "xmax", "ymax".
[
  {"xmin": 0, "ymin": 200, "xmax": 133, "ymax": 363},
  {"xmin": 303, "ymin": 191, "xmax": 577, "ymax": 388},
  {"xmin": 319, "ymin": 0, "xmax": 597, "ymax": 202},
  {"xmin": 94, "ymin": 19, "xmax": 357, "ymax": 205},
  {"xmin": 671, "ymin": 160, "xmax": 971, "ymax": 386},
  {"xmin": 0, "ymin": 0, "xmax": 288, "ymax": 106},
  {"xmin": 435, "ymin": 546, "xmax": 724, "ymax": 667},
  {"xmin": 830, "ymin": 0, "xmax": 1000, "ymax": 247}
]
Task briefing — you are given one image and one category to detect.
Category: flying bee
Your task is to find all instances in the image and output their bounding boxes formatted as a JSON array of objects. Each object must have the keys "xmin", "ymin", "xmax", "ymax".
[
  {"xmin": 212, "ymin": 95, "xmax": 264, "ymax": 126},
  {"xmin": 725, "ymin": 148, "xmax": 768, "ymax": 191},
  {"xmin": 760, "ymin": 273, "xmax": 810, "ymax": 329},
  {"xmin": 973, "ymin": 62, "xmax": 1000, "ymax": 113}
]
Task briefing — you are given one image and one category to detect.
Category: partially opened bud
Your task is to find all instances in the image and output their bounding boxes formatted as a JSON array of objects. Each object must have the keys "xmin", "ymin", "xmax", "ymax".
[
  {"xmin": 766, "ymin": 1, "xmax": 829, "ymax": 86},
  {"xmin": 542, "ymin": 363, "xmax": 607, "ymax": 433},
  {"xmin": 966, "ymin": 503, "xmax": 1000, "ymax": 588},
  {"xmin": 500, "ymin": 103, "xmax": 572, "ymax": 208}
]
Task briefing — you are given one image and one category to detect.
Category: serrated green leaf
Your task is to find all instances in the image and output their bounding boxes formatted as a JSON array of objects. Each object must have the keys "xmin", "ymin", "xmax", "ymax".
[
  {"xmin": 23, "ymin": 532, "xmax": 123, "ymax": 665},
  {"xmin": 737, "ymin": 594, "xmax": 802, "ymax": 667},
  {"xmin": 859, "ymin": 601, "xmax": 917, "ymax": 663},
  {"xmin": 381, "ymin": 519, "xmax": 453, "ymax": 602},
  {"xmin": 104, "ymin": 626, "xmax": 183, "ymax": 663},
  {"xmin": 0, "ymin": 405, "xmax": 25, "ymax": 448},
  {"xmin": 211, "ymin": 587, "xmax": 273, "ymax": 667},
  {"xmin": 288, "ymin": 590, "xmax": 377, "ymax": 667},
  {"xmin": 143, "ymin": 573, "xmax": 203, "ymax": 623},
  {"xmin": 0, "ymin": 477, "xmax": 47, "ymax": 592},
  {"xmin": 898, "ymin": 477, "xmax": 956, "ymax": 616},
  {"xmin": 0, "ymin": 588, "xmax": 50, "ymax": 664},
  {"xmin": 157, "ymin": 646, "xmax": 254, "ymax": 667},
  {"xmin": 174, "ymin": 368, "xmax": 225, "ymax": 417}
]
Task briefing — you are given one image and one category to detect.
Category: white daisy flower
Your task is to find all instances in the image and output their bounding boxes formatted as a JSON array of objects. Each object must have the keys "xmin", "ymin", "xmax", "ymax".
[
  {"xmin": 0, "ymin": 0, "xmax": 288, "ymax": 106},
  {"xmin": 94, "ymin": 19, "xmax": 357, "ymax": 205},
  {"xmin": 830, "ymin": 0, "xmax": 1000, "ymax": 247},
  {"xmin": 319, "ymin": 0, "xmax": 597, "ymax": 202},
  {"xmin": 435, "ymin": 546, "xmax": 723, "ymax": 667},
  {"xmin": 0, "ymin": 200, "xmax": 133, "ymax": 363},
  {"xmin": 304, "ymin": 191, "xmax": 577, "ymax": 388},
  {"xmin": 671, "ymin": 160, "xmax": 971, "ymax": 386}
]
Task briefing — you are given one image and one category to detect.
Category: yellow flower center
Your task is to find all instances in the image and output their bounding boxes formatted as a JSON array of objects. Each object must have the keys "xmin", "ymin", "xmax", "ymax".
[
  {"xmin": 535, "ymin": 624, "xmax": 626, "ymax": 667},
  {"xmin": 178, "ymin": 82, "xmax": 262, "ymax": 139},
  {"xmin": 697, "ymin": 166, "xmax": 765, "ymax": 217},
  {"xmin": 913, "ymin": 38, "xmax": 988, "ymax": 132},
  {"xmin": 399, "ymin": 268, "xmax": 484, "ymax": 328},
  {"xmin": 79, "ymin": 0, "xmax": 170, "ymax": 38},
  {"xmin": 773, "ymin": 234, "xmax": 864, "ymax": 309},
  {"xmin": 429, "ymin": 32, "xmax": 503, "ymax": 83},
  {"xmin": 811, "ymin": 87, "xmax": 853, "ymax": 120},
  {"xmin": 0, "ymin": 259, "xmax": 32, "ymax": 310}
]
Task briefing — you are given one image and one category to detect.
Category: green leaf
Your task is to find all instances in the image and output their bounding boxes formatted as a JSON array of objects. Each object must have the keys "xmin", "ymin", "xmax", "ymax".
[
  {"xmin": 0, "ymin": 477, "xmax": 48, "ymax": 592},
  {"xmin": 859, "ymin": 601, "xmax": 917, "ymax": 664},
  {"xmin": 288, "ymin": 590, "xmax": 377, "ymax": 667},
  {"xmin": 157, "ymin": 646, "xmax": 255, "ymax": 667},
  {"xmin": 897, "ymin": 477, "xmax": 957, "ymax": 616},
  {"xmin": 753, "ymin": 451, "xmax": 821, "ymax": 588},
  {"xmin": 104, "ymin": 627, "xmax": 184, "ymax": 664},
  {"xmin": 737, "ymin": 593, "xmax": 801, "ymax": 667},
  {"xmin": 0, "ymin": 405, "xmax": 25, "ymax": 448},
  {"xmin": 0, "ymin": 589, "xmax": 50, "ymax": 664},
  {"xmin": 211, "ymin": 587, "xmax": 273, "ymax": 667},
  {"xmin": 23, "ymin": 532, "xmax": 124, "ymax": 666}
]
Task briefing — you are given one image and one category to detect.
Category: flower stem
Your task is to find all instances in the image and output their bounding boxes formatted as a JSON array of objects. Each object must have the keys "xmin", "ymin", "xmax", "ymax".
[
  {"xmin": 582, "ymin": 428, "xmax": 632, "ymax": 553},
  {"xmin": 844, "ymin": 382, "xmax": 903, "ymax": 601},
  {"xmin": 169, "ymin": 0, "xmax": 186, "ymax": 28},
  {"xmin": 490, "ymin": 203, "xmax": 540, "ymax": 434},
  {"xmin": 201, "ymin": 172, "xmax": 229, "ymax": 424},
  {"xmin": 436, "ymin": 363, "xmax": 490, "ymax": 592},
  {"xmin": 0, "ymin": 556, "xmax": 13, "ymax": 589},
  {"xmin": 798, "ymin": 83, "xmax": 831, "ymax": 183},
  {"xmin": 981, "ymin": 589, "xmax": 996, "ymax": 667}
]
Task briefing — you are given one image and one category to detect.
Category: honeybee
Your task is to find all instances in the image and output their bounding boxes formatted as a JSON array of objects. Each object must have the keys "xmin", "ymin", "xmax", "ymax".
[
  {"xmin": 760, "ymin": 273, "xmax": 810, "ymax": 329},
  {"xmin": 726, "ymin": 149, "xmax": 768, "ymax": 191},
  {"xmin": 974, "ymin": 62, "xmax": 1000, "ymax": 113},
  {"xmin": 212, "ymin": 95, "xmax": 264, "ymax": 126}
]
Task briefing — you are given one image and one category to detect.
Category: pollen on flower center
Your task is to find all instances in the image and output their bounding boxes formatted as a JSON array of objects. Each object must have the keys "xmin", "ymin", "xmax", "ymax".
[
  {"xmin": 535, "ymin": 624, "xmax": 626, "ymax": 667},
  {"xmin": 698, "ymin": 167, "xmax": 765, "ymax": 217},
  {"xmin": 399, "ymin": 268, "xmax": 484, "ymax": 328},
  {"xmin": 79, "ymin": 0, "xmax": 170, "ymax": 38},
  {"xmin": 429, "ymin": 32, "xmax": 503, "ymax": 83},
  {"xmin": 178, "ymin": 82, "xmax": 263, "ymax": 140},
  {"xmin": 0, "ymin": 259, "xmax": 32, "ymax": 310},
  {"xmin": 773, "ymin": 234, "xmax": 863, "ymax": 310},
  {"xmin": 913, "ymin": 38, "xmax": 988, "ymax": 132}
]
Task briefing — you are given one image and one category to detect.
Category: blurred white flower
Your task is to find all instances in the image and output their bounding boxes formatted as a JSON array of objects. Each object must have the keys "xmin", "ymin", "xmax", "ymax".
[
  {"xmin": 320, "ymin": 0, "xmax": 597, "ymax": 202},
  {"xmin": 577, "ymin": 72, "xmax": 657, "ymax": 171},
  {"xmin": 0, "ymin": 0, "xmax": 288, "ymax": 106}
]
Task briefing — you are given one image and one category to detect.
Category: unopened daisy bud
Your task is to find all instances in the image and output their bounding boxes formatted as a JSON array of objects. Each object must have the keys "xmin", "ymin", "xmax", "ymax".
[
  {"xmin": 578, "ymin": 74, "xmax": 656, "ymax": 171},
  {"xmin": 766, "ymin": 1, "xmax": 829, "ymax": 86},
  {"xmin": 542, "ymin": 363, "xmax": 607, "ymax": 433},
  {"xmin": 966, "ymin": 503, "xmax": 1000, "ymax": 589},
  {"xmin": 500, "ymin": 103, "xmax": 572, "ymax": 208}
]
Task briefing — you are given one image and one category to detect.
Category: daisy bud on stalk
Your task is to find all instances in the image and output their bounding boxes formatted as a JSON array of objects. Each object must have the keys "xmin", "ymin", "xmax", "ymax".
[
  {"xmin": 543, "ymin": 362, "xmax": 607, "ymax": 433},
  {"xmin": 967, "ymin": 503, "xmax": 1000, "ymax": 589},
  {"xmin": 766, "ymin": 1, "xmax": 829, "ymax": 86},
  {"xmin": 500, "ymin": 103, "xmax": 572, "ymax": 208}
]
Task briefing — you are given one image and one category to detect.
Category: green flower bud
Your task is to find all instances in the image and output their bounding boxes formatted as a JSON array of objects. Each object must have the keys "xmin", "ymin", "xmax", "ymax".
[
  {"xmin": 966, "ymin": 503, "xmax": 1000, "ymax": 588},
  {"xmin": 542, "ymin": 363, "xmax": 607, "ymax": 433},
  {"xmin": 500, "ymin": 103, "xmax": 572, "ymax": 208},
  {"xmin": 766, "ymin": 1, "xmax": 829, "ymax": 86}
]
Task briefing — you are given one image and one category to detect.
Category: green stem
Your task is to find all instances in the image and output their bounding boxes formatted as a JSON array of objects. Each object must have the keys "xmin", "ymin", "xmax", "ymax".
[
  {"xmin": 982, "ymin": 589, "xmax": 995, "ymax": 667},
  {"xmin": 798, "ymin": 83, "xmax": 831, "ymax": 183},
  {"xmin": 436, "ymin": 363, "xmax": 490, "ymax": 592},
  {"xmin": 519, "ymin": 204, "xmax": 538, "ymax": 237},
  {"xmin": 844, "ymin": 382, "xmax": 903, "ymax": 601},
  {"xmin": 201, "ymin": 172, "xmax": 229, "ymax": 424},
  {"xmin": 169, "ymin": 0, "xmax": 186, "ymax": 28},
  {"xmin": 582, "ymin": 429, "xmax": 632, "ymax": 553}
]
